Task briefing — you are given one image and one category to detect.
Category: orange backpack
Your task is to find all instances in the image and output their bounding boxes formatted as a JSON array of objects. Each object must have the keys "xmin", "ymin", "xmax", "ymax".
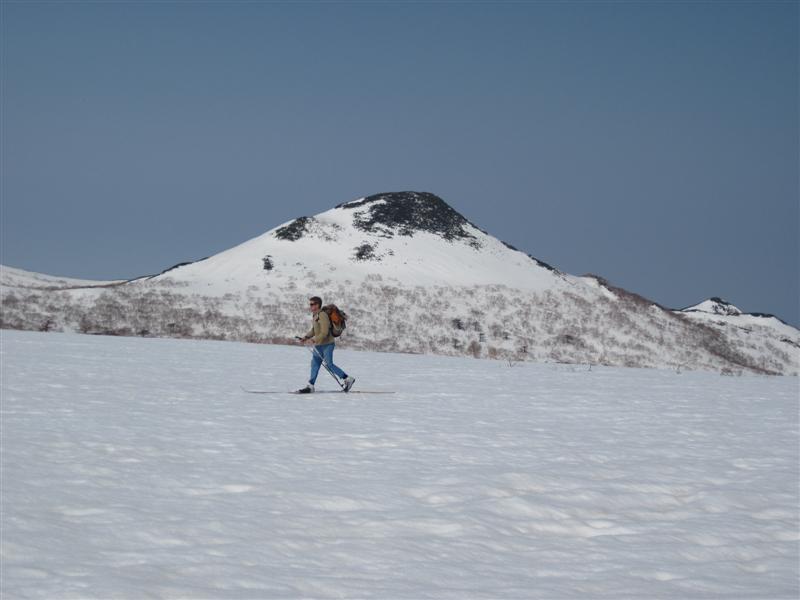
[{"xmin": 322, "ymin": 304, "xmax": 347, "ymax": 337}]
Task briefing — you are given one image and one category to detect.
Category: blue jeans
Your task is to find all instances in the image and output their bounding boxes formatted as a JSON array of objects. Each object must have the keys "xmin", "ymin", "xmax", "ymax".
[{"xmin": 309, "ymin": 343, "xmax": 347, "ymax": 385}]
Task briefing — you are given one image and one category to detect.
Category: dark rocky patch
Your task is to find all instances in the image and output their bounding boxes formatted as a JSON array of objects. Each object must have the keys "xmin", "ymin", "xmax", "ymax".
[
  {"xmin": 274, "ymin": 217, "xmax": 313, "ymax": 241},
  {"xmin": 353, "ymin": 243, "xmax": 380, "ymax": 262},
  {"xmin": 709, "ymin": 297, "xmax": 738, "ymax": 310},
  {"xmin": 502, "ymin": 241, "xmax": 519, "ymax": 252},
  {"xmin": 528, "ymin": 254, "xmax": 558, "ymax": 273},
  {"xmin": 781, "ymin": 337, "xmax": 800, "ymax": 349},
  {"xmin": 160, "ymin": 261, "xmax": 196, "ymax": 274},
  {"xmin": 338, "ymin": 192, "xmax": 481, "ymax": 246},
  {"xmin": 143, "ymin": 258, "xmax": 209, "ymax": 280},
  {"xmin": 749, "ymin": 312, "xmax": 780, "ymax": 320},
  {"xmin": 500, "ymin": 239, "xmax": 559, "ymax": 273}
]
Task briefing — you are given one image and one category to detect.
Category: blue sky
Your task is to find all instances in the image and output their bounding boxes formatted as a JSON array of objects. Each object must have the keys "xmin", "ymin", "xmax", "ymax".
[{"xmin": 2, "ymin": 1, "xmax": 798, "ymax": 325}]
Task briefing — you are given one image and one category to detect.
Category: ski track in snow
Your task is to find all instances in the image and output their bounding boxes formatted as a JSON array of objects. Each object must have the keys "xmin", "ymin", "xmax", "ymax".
[{"xmin": 1, "ymin": 330, "xmax": 798, "ymax": 599}]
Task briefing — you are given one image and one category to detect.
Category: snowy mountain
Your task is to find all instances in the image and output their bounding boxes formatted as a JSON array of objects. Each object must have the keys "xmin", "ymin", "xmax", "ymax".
[
  {"xmin": 2, "ymin": 192, "xmax": 798, "ymax": 375},
  {"xmin": 144, "ymin": 191, "xmax": 566, "ymax": 292},
  {"xmin": 678, "ymin": 297, "xmax": 796, "ymax": 335},
  {"xmin": 675, "ymin": 298, "xmax": 800, "ymax": 365},
  {"xmin": 682, "ymin": 297, "xmax": 745, "ymax": 317}
]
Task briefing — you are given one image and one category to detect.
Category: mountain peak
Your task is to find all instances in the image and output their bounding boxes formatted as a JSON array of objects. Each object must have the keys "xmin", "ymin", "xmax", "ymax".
[
  {"xmin": 274, "ymin": 191, "xmax": 483, "ymax": 248},
  {"xmin": 681, "ymin": 297, "xmax": 743, "ymax": 316},
  {"xmin": 336, "ymin": 191, "xmax": 481, "ymax": 245},
  {"xmin": 260, "ymin": 190, "xmax": 564, "ymax": 289}
]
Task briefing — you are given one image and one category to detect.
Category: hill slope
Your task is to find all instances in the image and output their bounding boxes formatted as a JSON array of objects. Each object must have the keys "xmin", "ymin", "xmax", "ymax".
[{"xmin": 2, "ymin": 192, "xmax": 797, "ymax": 374}]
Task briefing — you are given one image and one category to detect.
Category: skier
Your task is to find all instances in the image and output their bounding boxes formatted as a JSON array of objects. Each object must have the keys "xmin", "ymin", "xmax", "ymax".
[{"xmin": 296, "ymin": 296, "xmax": 355, "ymax": 393}]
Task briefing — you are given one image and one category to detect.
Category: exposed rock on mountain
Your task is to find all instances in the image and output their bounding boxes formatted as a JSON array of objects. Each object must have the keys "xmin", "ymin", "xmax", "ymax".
[{"xmin": 338, "ymin": 191, "xmax": 483, "ymax": 247}]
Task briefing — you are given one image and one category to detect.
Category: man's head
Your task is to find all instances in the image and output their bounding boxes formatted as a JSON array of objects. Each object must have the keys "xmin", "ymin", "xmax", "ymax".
[{"xmin": 309, "ymin": 296, "xmax": 322, "ymax": 314}]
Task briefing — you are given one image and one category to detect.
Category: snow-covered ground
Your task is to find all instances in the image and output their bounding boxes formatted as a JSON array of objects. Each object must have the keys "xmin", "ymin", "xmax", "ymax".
[{"xmin": 2, "ymin": 330, "xmax": 798, "ymax": 599}]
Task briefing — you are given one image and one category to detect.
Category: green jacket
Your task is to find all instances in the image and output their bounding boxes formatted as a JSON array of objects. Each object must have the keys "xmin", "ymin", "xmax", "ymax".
[{"xmin": 305, "ymin": 310, "xmax": 335, "ymax": 345}]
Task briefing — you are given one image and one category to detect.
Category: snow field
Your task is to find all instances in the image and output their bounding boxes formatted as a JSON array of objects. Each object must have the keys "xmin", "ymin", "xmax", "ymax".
[{"xmin": 1, "ymin": 330, "xmax": 798, "ymax": 599}]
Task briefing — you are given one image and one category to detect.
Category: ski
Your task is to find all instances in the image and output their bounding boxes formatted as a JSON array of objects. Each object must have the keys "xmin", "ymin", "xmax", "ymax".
[
  {"xmin": 297, "ymin": 390, "xmax": 395, "ymax": 395},
  {"xmin": 241, "ymin": 387, "xmax": 394, "ymax": 395}
]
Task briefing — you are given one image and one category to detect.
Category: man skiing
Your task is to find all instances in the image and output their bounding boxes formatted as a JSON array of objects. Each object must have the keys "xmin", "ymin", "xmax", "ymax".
[{"xmin": 296, "ymin": 296, "xmax": 355, "ymax": 393}]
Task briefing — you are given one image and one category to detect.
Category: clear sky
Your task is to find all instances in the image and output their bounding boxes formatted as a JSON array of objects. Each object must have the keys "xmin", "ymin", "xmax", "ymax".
[{"xmin": 2, "ymin": 1, "xmax": 798, "ymax": 325}]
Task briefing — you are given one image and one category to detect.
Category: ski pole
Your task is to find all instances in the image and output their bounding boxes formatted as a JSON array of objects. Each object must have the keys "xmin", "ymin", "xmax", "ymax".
[
  {"xmin": 309, "ymin": 345, "xmax": 345, "ymax": 390},
  {"xmin": 296, "ymin": 338, "xmax": 345, "ymax": 390}
]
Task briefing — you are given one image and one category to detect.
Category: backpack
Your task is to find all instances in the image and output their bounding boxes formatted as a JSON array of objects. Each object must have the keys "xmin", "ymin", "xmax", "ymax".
[{"xmin": 322, "ymin": 304, "xmax": 347, "ymax": 337}]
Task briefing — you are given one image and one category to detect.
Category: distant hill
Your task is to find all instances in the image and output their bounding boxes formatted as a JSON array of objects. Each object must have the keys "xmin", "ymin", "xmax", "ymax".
[{"xmin": 2, "ymin": 192, "xmax": 797, "ymax": 374}]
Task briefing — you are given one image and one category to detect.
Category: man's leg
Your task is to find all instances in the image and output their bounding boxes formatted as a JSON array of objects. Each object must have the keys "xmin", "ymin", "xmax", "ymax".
[
  {"xmin": 321, "ymin": 343, "xmax": 347, "ymax": 380},
  {"xmin": 309, "ymin": 347, "xmax": 323, "ymax": 385}
]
